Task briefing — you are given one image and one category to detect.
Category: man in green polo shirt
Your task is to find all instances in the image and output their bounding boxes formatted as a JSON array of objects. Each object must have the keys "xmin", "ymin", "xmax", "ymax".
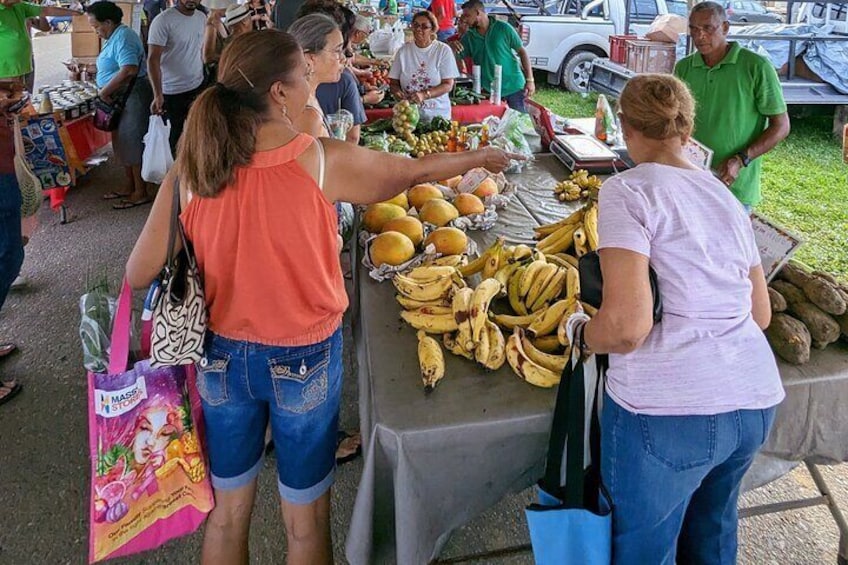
[
  {"xmin": 0, "ymin": 0, "xmax": 82, "ymax": 81},
  {"xmin": 456, "ymin": 0, "xmax": 535, "ymax": 112},
  {"xmin": 675, "ymin": 1, "xmax": 790, "ymax": 209}
]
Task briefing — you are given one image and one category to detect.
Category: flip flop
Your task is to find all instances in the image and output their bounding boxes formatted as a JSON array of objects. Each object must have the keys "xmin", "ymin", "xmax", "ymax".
[
  {"xmin": 0, "ymin": 379, "xmax": 22, "ymax": 407},
  {"xmin": 336, "ymin": 430, "xmax": 362, "ymax": 465},
  {"xmin": 0, "ymin": 343, "xmax": 17, "ymax": 359},
  {"xmin": 102, "ymin": 191, "xmax": 131, "ymax": 200},
  {"xmin": 113, "ymin": 199, "xmax": 152, "ymax": 210}
]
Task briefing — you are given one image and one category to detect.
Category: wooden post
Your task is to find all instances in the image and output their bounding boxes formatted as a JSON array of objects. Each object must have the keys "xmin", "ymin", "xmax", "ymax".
[{"xmin": 834, "ymin": 105, "xmax": 848, "ymax": 140}]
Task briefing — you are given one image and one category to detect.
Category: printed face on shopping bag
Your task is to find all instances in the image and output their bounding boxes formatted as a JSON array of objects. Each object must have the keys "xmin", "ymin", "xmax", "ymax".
[{"xmin": 133, "ymin": 406, "xmax": 180, "ymax": 466}]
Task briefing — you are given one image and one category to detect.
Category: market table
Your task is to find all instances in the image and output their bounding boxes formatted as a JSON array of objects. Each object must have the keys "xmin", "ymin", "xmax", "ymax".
[
  {"xmin": 364, "ymin": 101, "xmax": 507, "ymax": 125},
  {"xmin": 345, "ymin": 154, "xmax": 848, "ymax": 565}
]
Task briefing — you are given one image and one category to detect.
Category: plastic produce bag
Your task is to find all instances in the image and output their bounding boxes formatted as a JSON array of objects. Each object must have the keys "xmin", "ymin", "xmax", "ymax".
[
  {"xmin": 369, "ymin": 22, "xmax": 404, "ymax": 56},
  {"xmin": 484, "ymin": 109, "xmax": 535, "ymax": 172},
  {"xmin": 80, "ymin": 286, "xmax": 118, "ymax": 373},
  {"xmin": 141, "ymin": 115, "xmax": 174, "ymax": 184}
]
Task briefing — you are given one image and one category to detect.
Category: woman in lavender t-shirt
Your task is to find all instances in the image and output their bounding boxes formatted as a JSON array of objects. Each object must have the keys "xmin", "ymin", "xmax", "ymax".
[{"xmin": 575, "ymin": 75, "xmax": 784, "ymax": 563}]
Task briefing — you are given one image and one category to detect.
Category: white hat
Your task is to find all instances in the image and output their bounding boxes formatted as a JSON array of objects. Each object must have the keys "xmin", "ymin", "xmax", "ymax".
[
  {"xmin": 224, "ymin": 3, "xmax": 251, "ymax": 28},
  {"xmin": 353, "ymin": 15, "xmax": 372, "ymax": 32},
  {"xmin": 203, "ymin": 0, "xmax": 234, "ymax": 10}
]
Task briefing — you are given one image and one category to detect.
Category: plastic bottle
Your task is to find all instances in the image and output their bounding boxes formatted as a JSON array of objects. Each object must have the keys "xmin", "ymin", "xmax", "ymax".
[
  {"xmin": 458, "ymin": 126, "xmax": 469, "ymax": 152},
  {"xmin": 480, "ymin": 124, "xmax": 489, "ymax": 148},
  {"xmin": 447, "ymin": 121, "xmax": 459, "ymax": 152}
]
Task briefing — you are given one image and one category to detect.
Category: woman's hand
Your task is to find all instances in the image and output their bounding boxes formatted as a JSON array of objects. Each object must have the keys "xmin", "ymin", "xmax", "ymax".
[
  {"xmin": 363, "ymin": 89, "xmax": 385, "ymax": 105},
  {"xmin": 408, "ymin": 90, "xmax": 426, "ymax": 105},
  {"xmin": 480, "ymin": 147, "xmax": 525, "ymax": 174}
]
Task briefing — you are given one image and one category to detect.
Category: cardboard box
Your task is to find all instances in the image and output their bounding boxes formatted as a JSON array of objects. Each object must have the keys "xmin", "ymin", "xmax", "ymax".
[
  {"xmin": 71, "ymin": 32, "xmax": 101, "ymax": 58},
  {"xmin": 72, "ymin": 13, "xmax": 93, "ymax": 32},
  {"xmin": 115, "ymin": 2, "xmax": 144, "ymax": 36}
]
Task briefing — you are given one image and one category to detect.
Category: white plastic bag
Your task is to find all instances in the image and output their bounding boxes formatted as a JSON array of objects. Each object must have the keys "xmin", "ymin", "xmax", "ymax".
[{"xmin": 141, "ymin": 115, "xmax": 174, "ymax": 184}]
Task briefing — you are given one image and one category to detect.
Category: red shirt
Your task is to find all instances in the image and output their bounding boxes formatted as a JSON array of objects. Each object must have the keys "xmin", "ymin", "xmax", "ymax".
[{"xmin": 429, "ymin": 0, "xmax": 456, "ymax": 31}]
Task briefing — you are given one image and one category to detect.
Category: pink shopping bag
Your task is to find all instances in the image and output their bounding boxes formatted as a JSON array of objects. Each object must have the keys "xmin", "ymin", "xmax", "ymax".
[{"xmin": 87, "ymin": 280, "xmax": 214, "ymax": 563}]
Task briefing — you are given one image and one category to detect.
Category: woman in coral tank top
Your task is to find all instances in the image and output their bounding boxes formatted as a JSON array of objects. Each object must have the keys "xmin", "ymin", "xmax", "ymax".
[{"xmin": 126, "ymin": 30, "xmax": 516, "ymax": 565}]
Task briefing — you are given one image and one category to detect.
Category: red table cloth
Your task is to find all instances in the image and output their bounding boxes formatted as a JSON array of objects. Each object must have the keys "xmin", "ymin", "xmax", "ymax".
[{"xmin": 364, "ymin": 101, "xmax": 507, "ymax": 125}]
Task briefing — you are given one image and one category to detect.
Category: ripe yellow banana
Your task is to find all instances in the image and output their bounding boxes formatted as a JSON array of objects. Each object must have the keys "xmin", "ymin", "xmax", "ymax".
[
  {"xmin": 469, "ymin": 278, "xmax": 503, "ymax": 343},
  {"xmin": 531, "ymin": 249, "xmax": 547, "ymax": 263},
  {"xmin": 506, "ymin": 329, "xmax": 561, "ymax": 388},
  {"xmin": 520, "ymin": 329, "xmax": 567, "ymax": 373},
  {"xmin": 482, "ymin": 320, "xmax": 506, "ymax": 370},
  {"xmin": 519, "ymin": 260, "xmax": 548, "ymax": 298},
  {"xmin": 443, "ymin": 332, "xmax": 474, "ymax": 360},
  {"xmin": 481, "ymin": 237, "xmax": 505, "ymax": 280},
  {"xmin": 452, "ymin": 286, "xmax": 475, "ymax": 352},
  {"xmin": 533, "ymin": 208, "xmax": 585, "ymax": 238},
  {"xmin": 536, "ymin": 222, "xmax": 575, "ymax": 252},
  {"xmin": 458, "ymin": 238, "xmax": 502, "ymax": 278},
  {"xmin": 474, "ymin": 320, "xmax": 491, "ymax": 366},
  {"xmin": 416, "ymin": 305, "xmax": 453, "ymax": 316},
  {"xmin": 556, "ymin": 253, "xmax": 579, "ymax": 268},
  {"xmin": 527, "ymin": 297, "xmax": 574, "ymax": 337},
  {"xmin": 530, "ymin": 267, "xmax": 568, "ymax": 312},
  {"xmin": 544, "ymin": 254, "xmax": 570, "ymax": 269},
  {"xmin": 565, "ymin": 265, "xmax": 580, "ymax": 300},
  {"xmin": 490, "ymin": 311, "xmax": 541, "ymax": 330},
  {"xmin": 407, "ymin": 265, "xmax": 458, "ymax": 281},
  {"xmin": 401, "ymin": 309, "xmax": 459, "ymax": 333},
  {"xmin": 584, "ymin": 203, "xmax": 599, "ymax": 251},
  {"xmin": 532, "ymin": 334, "xmax": 563, "ymax": 354},
  {"xmin": 510, "ymin": 244, "xmax": 533, "ymax": 263},
  {"xmin": 556, "ymin": 299, "xmax": 584, "ymax": 346},
  {"xmin": 573, "ymin": 227, "xmax": 589, "ymax": 257},
  {"xmin": 393, "ymin": 273, "xmax": 454, "ymax": 302},
  {"xmin": 526, "ymin": 264, "xmax": 560, "ymax": 311},
  {"xmin": 396, "ymin": 295, "xmax": 451, "ymax": 310},
  {"xmin": 417, "ymin": 330, "xmax": 445, "ymax": 392},
  {"xmin": 494, "ymin": 261, "xmax": 521, "ymax": 291},
  {"xmin": 581, "ymin": 301, "xmax": 599, "ymax": 317},
  {"xmin": 508, "ymin": 266, "xmax": 528, "ymax": 316},
  {"xmin": 426, "ymin": 254, "xmax": 468, "ymax": 267}
]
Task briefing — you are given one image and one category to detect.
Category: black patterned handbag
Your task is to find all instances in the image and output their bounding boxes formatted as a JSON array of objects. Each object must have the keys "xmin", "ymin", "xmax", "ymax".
[
  {"xmin": 92, "ymin": 56, "xmax": 142, "ymax": 131},
  {"xmin": 150, "ymin": 178, "xmax": 208, "ymax": 367}
]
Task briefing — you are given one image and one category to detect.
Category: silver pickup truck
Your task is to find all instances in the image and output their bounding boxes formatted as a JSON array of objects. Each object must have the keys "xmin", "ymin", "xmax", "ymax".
[{"xmin": 515, "ymin": 0, "xmax": 670, "ymax": 91}]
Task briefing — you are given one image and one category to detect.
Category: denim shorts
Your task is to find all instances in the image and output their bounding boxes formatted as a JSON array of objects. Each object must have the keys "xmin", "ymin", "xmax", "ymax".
[{"xmin": 196, "ymin": 328, "xmax": 343, "ymax": 504}]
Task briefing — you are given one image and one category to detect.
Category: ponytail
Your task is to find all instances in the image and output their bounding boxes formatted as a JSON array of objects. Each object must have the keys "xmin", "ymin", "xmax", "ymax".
[{"xmin": 171, "ymin": 30, "xmax": 303, "ymax": 197}]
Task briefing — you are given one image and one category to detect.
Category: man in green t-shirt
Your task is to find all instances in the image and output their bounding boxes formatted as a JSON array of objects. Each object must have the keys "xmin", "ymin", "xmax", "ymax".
[
  {"xmin": 674, "ymin": 1, "xmax": 790, "ymax": 209},
  {"xmin": 455, "ymin": 0, "xmax": 534, "ymax": 112},
  {"xmin": 0, "ymin": 0, "xmax": 83, "ymax": 81}
]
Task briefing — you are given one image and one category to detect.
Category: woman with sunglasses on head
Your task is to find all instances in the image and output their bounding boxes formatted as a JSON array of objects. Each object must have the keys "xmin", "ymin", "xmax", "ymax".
[
  {"xmin": 388, "ymin": 10, "xmax": 459, "ymax": 123},
  {"xmin": 126, "ymin": 29, "xmax": 516, "ymax": 565}
]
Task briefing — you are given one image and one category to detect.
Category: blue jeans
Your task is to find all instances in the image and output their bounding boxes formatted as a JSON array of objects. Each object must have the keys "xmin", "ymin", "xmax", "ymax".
[
  {"xmin": 503, "ymin": 90, "xmax": 527, "ymax": 113},
  {"xmin": 0, "ymin": 174, "xmax": 24, "ymax": 312},
  {"xmin": 436, "ymin": 28, "xmax": 455, "ymax": 42},
  {"xmin": 196, "ymin": 328, "xmax": 343, "ymax": 504},
  {"xmin": 601, "ymin": 393, "xmax": 777, "ymax": 564}
]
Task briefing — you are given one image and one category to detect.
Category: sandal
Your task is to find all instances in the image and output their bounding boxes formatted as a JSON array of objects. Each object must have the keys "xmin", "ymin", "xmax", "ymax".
[
  {"xmin": 0, "ymin": 343, "xmax": 17, "ymax": 360},
  {"xmin": 0, "ymin": 379, "xmax": 22, "ymax": 407},
  {"xmin": 113, "ymin": 198, "xmax": 152, "ymax": 210},
  {"xmin": 335, "ymin": 430, "xmax": 362, "ymax": 465},
  {"xmin": 102, "ymin": 191, "xmax": 131, "ymax": 200}
]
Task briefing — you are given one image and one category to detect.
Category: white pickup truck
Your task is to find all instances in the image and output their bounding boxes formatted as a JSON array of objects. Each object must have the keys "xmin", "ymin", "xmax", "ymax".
[{"xmin": 515, "ymin": 0, "xmax": 672, "ymax": 91}]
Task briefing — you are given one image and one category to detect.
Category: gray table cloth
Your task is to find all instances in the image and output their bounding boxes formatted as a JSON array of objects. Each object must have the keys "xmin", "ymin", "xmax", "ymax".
[{"xmin": 345, "ymin": 154, "xmax": 848, "ymax": 565}]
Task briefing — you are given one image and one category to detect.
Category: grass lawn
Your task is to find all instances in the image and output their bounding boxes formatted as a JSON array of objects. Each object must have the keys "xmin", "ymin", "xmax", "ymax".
[{"xmin": 533, "ymin": 86, "xmax": 848, "ymax": 280}]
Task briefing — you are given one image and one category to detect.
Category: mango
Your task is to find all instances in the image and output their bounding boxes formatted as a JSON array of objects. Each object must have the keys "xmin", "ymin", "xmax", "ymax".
[
  {"xmin": 419, "ymin": 199, "xmax": 460, "ymax": 227},
  {"xmin": 370, "ymin": 231, "xmax": 416, "ymax": 267},
  {"xmin": 424, "ymin": 227, "xmax": 468, "ymax": 256},
  {"xmin": 382, "ymin": 215, "xmax": 424, "ymax": 247},
  {"xmin": 363, "ymin": 202, "xmax": 407, "ymax": 234}
]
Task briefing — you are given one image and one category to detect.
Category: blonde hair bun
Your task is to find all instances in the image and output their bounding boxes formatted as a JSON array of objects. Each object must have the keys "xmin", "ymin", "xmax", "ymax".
[{"xmin": 619, "ymin": 74, "xmax": 695, "ymax": 141}]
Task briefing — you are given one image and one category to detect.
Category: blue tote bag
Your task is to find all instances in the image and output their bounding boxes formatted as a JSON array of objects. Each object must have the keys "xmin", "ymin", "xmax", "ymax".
[{"xmin": 525, "ymin": 328, "xmax": 612, "ymax": 565}]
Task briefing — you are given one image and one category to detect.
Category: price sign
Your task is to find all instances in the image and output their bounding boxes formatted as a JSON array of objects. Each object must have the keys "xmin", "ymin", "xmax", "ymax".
[{"xmin": 750, "ymin": 212, "xmax": 803, "ymax": 282}]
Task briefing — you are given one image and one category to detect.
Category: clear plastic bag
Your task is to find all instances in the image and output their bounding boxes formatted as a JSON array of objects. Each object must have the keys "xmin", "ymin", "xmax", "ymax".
[
  {"xmin": 79, "ymin": 287, "xmax": 117, "ymax": 373},
  {"xmin": 141, "ymin": 115, "xmax": 173, "ymax": 184}
]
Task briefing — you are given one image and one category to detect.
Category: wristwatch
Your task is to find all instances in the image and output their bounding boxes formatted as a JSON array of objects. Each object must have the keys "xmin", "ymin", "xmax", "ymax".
[{"xmin": 736, "ymin": 151, "xmax": 751, "ymax": 167}]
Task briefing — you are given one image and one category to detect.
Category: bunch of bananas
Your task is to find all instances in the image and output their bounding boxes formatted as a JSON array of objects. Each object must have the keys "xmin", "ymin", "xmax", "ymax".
[
  {"xmin": 553, "ymin": 169, "xmax": 603, "ymax": 202},
  {"xmin": 533, "ymin": 201, "xmax": 599, "ymax": 257}
]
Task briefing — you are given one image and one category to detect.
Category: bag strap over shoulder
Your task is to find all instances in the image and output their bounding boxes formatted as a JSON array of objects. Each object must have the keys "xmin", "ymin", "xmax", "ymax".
[
  {"xmin": 108, "ymin": 278, "xmax": 134, "ymax": 374},
  {"xmin": 314, "ymin": 139, "xmax": 326, "ymax": 190},
  {"xmin": 166, "ymin": 177, "xmax": 181, "ymax": 271}
]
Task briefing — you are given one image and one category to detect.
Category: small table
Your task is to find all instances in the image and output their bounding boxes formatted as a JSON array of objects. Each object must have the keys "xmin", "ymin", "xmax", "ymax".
[
  {"xmin": 364, "ymin": 101, "xmax": 508, "ymax": 125},
  {"xmin": 345, "ymin": 154, "xmax": 848, "ymax": 565}
]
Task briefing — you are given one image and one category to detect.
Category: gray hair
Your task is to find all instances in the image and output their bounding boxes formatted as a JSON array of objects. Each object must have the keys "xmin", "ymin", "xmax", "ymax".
[
  {"xmin": 353, "ymin": 15, "xmax": 371, "ymax": 32},
  {"xmin": 289, "ymin": 13, "xmax": 340, "ymax": 53},
  {"xmin": 691, "ymin": 1, "xmax": 727, "ymax": 22}
]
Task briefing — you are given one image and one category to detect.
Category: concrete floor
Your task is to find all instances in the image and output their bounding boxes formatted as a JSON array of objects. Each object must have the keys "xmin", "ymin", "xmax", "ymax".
[{"xmin": 0, "ymin": 32, "xmax": 845, "ymax": 564}]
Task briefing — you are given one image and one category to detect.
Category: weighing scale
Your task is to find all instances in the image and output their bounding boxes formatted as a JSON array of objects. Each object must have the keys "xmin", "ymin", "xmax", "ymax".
[{"xmin": 550, "ymin": 134, "xmax": 632, "ymax": 174}]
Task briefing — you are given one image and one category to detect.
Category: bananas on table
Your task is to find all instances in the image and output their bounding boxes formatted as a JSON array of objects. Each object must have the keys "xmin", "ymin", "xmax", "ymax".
[
  {"xmin": 552, "ymin": 169, "xmax": 603, "ymax": 202},
  {"xmin": 393, "ymin": 214, "xmax": 602, "ymax": 391}
]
